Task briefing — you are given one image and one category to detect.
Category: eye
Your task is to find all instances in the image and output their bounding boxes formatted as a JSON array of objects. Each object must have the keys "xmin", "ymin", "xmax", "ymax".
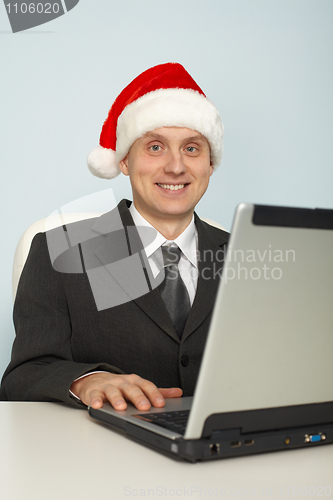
[
  {"xmin": 185, "ymin": 146, "xmax": 197, "ymax": 153},
  {"xmin": 150, "ymin": 144, "xmax": 161, "ymax": 152}
]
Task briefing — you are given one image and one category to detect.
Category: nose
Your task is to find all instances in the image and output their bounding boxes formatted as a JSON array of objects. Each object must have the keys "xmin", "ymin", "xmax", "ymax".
[{"xmin": 164, "ymin": 149, "xmax": 187, "ymax": 175}]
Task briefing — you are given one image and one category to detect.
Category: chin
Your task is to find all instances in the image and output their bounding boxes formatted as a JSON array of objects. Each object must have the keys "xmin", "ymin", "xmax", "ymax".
[{"xmin": 160, "ymin": 206, "xmax": 194, "ymax": 218}]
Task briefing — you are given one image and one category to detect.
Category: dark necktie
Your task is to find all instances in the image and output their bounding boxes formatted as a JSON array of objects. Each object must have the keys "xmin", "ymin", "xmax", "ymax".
[{"xmin": 158, "ymin": 246, "xmax": 191, "ymax": 338}]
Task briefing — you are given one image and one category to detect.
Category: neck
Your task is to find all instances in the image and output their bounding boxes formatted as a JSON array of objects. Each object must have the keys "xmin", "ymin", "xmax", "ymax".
[
  {"xmin": 151, "ymin": 216, "xmax": 193, "ymax": 240},
  {"xmin": 132, "ymin": 205, "xmax": 193, "ymax": 240}
]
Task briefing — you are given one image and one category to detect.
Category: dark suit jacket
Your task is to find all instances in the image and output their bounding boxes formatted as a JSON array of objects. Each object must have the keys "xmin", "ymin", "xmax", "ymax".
[{"xmin": 0, "ymin": 200, "xmax": 229, "ymax": 407}]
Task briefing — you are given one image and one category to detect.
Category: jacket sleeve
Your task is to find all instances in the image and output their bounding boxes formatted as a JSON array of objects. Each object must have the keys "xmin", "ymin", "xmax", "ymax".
[{"xmin": 0, "ymin": 232, "xmax": 123, "ymax": 408}]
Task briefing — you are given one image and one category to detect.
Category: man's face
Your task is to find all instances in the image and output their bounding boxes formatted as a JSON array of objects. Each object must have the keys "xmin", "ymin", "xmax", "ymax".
[{"xmin": 119, "ymin": 127, "xmax": 213, "ymax": 225}]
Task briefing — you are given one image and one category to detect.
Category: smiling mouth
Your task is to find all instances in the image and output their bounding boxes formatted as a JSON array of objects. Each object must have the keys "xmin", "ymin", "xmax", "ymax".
[{"xmin": 157, "ymin": 183, "xmax": 188, "ymax": 191}]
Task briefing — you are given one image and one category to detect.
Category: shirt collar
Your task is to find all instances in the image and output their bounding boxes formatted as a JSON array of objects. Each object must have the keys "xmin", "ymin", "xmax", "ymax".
[{"xmin": 129, "ymin": 202, "xmax": 198, "ymax": 268}]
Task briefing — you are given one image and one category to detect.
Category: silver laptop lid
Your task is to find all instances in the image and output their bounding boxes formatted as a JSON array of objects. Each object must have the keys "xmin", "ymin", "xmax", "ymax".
[{"xmin": 185, "ymin": 203, "xmax": 333, "ymax": 439}]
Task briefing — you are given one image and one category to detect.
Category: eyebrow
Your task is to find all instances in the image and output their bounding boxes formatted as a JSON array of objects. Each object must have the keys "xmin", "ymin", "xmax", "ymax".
[{"xmin": 144, "ymin": 132, "xmax": 207, "ymax": 143}]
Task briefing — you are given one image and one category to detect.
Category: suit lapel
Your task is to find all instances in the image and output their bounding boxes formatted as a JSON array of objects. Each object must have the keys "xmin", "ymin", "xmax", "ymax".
[
  {"xmin": 134, "ymin": 288, "xmax": 179, "ymax": 342},
  {"xmin": 182, "ymin": 215, "xmax": 229, "ymax": 341}
]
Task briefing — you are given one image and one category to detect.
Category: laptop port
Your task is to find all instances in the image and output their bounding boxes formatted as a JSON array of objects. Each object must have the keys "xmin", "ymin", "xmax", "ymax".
[
  {"xmin": 209, "ymin": 443, "xmax": 220, "ymax": 455},
  {"xmin": 244, "ymin": 439, "xmax": 254, "ymax": 446},
  {"xmin": 230, "ymin": 441, "xmax": 241, "ymax": 448},
  {"xmin": 304, "ymin": 433, "xmax": 326, "ymax": 443}
]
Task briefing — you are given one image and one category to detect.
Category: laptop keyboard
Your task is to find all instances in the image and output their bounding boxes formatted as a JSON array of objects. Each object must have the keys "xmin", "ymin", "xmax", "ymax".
[{"xmin": 133, "ymin": 410, "xmax": 190, "ymax": 435}]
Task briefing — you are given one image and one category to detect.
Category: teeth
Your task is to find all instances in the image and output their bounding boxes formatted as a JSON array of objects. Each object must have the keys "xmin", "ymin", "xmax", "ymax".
[{"xmin": 157, "ymin": 184, "xmax": 186, "ymax": 191}]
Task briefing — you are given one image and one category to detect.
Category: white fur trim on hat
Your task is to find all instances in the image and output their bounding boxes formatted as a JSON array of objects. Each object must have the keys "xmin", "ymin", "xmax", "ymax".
[
  {"xmin": 115, "ymin": 88, "xmax": 224, "ymax": 169},
  {"xmin": 87, "ymin": 146, "xmax": 120, "ymax": 179}
]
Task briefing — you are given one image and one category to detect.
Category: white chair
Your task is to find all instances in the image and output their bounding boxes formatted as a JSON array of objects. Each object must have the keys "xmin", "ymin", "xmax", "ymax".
[{"xmin": 12, "ymin": 213, "xmax": 226, "ymax": 301}]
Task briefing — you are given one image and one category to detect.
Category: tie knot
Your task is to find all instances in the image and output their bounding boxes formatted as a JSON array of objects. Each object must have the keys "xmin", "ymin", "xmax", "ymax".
[{"xmin": 161, "ymin": 246, "xmax": 181, "ymax": 267}]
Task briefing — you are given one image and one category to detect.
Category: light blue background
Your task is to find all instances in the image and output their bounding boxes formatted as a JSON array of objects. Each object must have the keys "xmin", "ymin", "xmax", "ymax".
[{"xmin": 0, "ymin": 0, "xmax": 332, "ymax": 378}]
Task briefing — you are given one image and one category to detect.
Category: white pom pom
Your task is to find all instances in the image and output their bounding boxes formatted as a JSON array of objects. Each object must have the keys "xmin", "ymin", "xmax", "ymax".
[{"xmin": 87, "ymin": 146, "xmax": 120, "ymax": 179}]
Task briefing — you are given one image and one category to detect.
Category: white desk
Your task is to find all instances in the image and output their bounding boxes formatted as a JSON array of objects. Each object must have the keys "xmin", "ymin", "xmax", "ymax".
[{"xmin": 0, "ymin": 402, "xmax": 332, "ymax": 500}]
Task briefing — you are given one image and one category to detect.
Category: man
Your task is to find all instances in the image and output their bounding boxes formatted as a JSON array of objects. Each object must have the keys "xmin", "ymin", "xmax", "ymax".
[{"xmin": 0, "ymin": 63, "xmax": 229, "ymax": 411}]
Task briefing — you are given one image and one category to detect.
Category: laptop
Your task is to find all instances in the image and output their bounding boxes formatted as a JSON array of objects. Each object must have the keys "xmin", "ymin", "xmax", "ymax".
[{"xmin": 89, "ymin": 203, "xmax": 333, "ymax": 462}]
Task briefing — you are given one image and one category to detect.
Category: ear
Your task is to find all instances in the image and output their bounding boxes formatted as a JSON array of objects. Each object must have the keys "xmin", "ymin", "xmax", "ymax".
[
  {"xmin": 209, "ymin": 161, "xmax": 214, "ymax": 177},
  {"xmin": 119, "ymin": 155, "xmax": 129, "ymax": 176}
]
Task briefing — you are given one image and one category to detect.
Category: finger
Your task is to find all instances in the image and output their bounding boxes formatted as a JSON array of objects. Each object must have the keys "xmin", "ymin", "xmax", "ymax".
[
  {"xmin": 118, "ymin": 381, "xmax": 152, "ymax": 410},
  {"xmin": 90, "ymin": 397, "xmax": 104, "ymax": 409},
  {"xmin": 159, "ymin": 388, "xmax": 183, "ymax": 399},
  {"xmin": 133, "ymin": 378, "xmax": 166, "ymax": 408},
  {"xmin": 83, "ymin": 389, "xmax": 105, "ymax": 409},
  {"xmin": 103, "ymin": 385, "xmax": 129, "ymax": 411}
]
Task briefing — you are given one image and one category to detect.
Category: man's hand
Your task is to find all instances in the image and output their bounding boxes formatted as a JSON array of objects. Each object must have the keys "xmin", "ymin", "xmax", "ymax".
[{"xmin": 70, "ymin": 372, "xmax": 183, "ymax": 410}]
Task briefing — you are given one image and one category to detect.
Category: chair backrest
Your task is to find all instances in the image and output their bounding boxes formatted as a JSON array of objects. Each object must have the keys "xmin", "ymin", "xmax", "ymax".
[{"xmin": 12, "ymin": 213, "xmax": 226, "ymax": 301}]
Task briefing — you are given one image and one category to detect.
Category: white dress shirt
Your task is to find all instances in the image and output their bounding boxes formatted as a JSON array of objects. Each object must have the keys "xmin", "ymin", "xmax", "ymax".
[{"xmin": 129, "ymin": 203, "xmax": 199, "ymax": 305}]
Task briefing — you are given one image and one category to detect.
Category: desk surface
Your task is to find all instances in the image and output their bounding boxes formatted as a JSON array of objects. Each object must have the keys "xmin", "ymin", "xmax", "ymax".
[{"xmin": 1, "ymin": 402, "xmax": 332, "ymax": 500}]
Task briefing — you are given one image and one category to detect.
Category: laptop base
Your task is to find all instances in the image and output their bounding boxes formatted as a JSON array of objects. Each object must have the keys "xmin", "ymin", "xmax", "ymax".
[{"xmin": 89, "ymin": 406, "xmax": 333, "ymax": 462}]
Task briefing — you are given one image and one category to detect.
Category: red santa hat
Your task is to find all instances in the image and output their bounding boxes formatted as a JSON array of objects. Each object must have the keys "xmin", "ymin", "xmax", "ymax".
[{"xmin": 87, "ymin": 62, "xmax": 224, "ymax": 179}]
